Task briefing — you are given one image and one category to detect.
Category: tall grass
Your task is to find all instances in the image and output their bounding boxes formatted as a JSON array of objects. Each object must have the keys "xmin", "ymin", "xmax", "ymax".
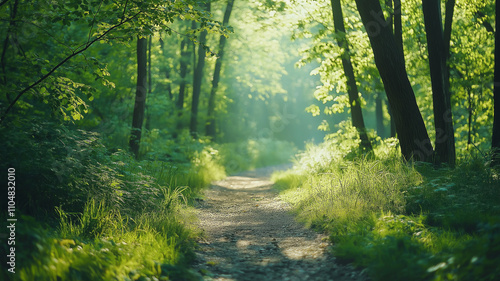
[
  {"xmin": 0, "ymin": 122, "xmax": 229, "ymax": 281},
  {"xmin": 273, "ymin": 127, "xmax": 500, "ymax": 280},
  {"xmin": 13, "ymin": 181, "xmax": 201, "ymax": 280}
]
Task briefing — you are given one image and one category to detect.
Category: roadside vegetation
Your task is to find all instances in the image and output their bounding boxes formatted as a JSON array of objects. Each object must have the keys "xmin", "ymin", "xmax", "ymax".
[
  {"xmin": 0, "ymin": 120, "xmax": 295, "ymax": 281},
  {"xmin": 273, "ymin": 123, "xmax": 500, "ymax": 281}
]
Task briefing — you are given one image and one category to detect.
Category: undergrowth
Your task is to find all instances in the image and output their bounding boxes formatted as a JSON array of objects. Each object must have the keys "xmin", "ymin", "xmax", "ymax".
[
  {"xmin": 0, "ymin": 121, "xmax": 225, "ymax": 280},
  {"xmin": 273, "ymin": 124, "xmax": 500, "ymax": 280},
  {"xmin": 0, "ymin": 120, "xmax": 296, "ymax": 280}
]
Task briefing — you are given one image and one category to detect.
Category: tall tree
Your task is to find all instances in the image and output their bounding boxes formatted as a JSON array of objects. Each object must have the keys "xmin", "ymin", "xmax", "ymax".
[
  {"xmin": 145, "ymin": 35, "xmax": 153, "ymax": 131},
  {"xmin": 492, "ymin": 0, "xmax": 500, "ymax": 165},
  {"xmin": 354, "ymin": 0, "xmax": 434, "ymax": 161},
  {"xmin": 422, "ymin": 0, "xmax": 456, "ymax": 166},
  {"xmin": 129, "ymin": 37, "xmax": 148, "ymax": 159},
  {"xmin": 206, "ymin": 0, "xmax": 235, "ymax": 139},
  {"xmin": 173, "ymin": 24, "xmax": 194, "ymax": 138},
  {"xmin": 391, "ymin": 0, "xmax": 402, "ymax": 138},
  {"xmin": 177, "ymin": 25, "xmax": 193, "ymax": 112},
  {"xmin": 385, "ymin": 0, "xmax": 402, "ymax": 138},
  {"xmin": 331, "ymin": 0, "xmax": 372, "ymax": 152},
  {"xmin": 159, "ymin": 36, "xmax": 173, "ymax": 101},
  {"xmin": 190, "ymin": 1, "xmax": 211, "ymax": 137}
]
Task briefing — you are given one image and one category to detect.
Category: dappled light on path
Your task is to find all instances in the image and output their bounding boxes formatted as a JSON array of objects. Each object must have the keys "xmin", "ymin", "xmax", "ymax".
[{"xmin": 194, "ymin": 166, "xmax": 368, "ymax": 281}]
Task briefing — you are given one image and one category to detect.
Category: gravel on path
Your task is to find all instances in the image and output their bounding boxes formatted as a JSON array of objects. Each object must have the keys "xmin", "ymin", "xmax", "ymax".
[{"xmin": 193, "ymin": 165, "xmax": 369, "ymax": 281}]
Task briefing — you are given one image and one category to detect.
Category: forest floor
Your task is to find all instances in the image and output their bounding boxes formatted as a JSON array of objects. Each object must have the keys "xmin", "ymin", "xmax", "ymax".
[{"xmin": 192, "ymin": 165, "xmax": 369, "ymax": 281}]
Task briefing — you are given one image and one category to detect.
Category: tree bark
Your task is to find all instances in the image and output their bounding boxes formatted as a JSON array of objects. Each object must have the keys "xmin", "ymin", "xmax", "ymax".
[
  {"xmin": 331, "ymin": 0, "xmax": 373, "ymax": 152},
  {"xmin": 376, "ymin": 92, "xmax": 385, "ymax": 138},
  {"xmin": 492, "ymin": 0, "xmax": 500, "ymax": 165},
  {"xmin": 159, "ymin": 36, "xmax": 173, "ymax": 100},
  {"xmin": 206, "ymin": 0, "xmax": 235, "ymax": 139},
  {"xmin": 145, "ymin": 35, "xmax": 152, "ymax": 131},
  {"xmin": 190, "ymin": 2, "xmax": 210, "ymax": 137},
  {"xmin": 422, "ymin": 0, "xmax": 456, "ymax": 166},
  {"xmin": 130, "ymin": 37, "xmax": 148, "ymax": 159},
  {"xmin": 393, "ymin": 0, "xmax": 404, "ymax": 61},
  {"xmin": 173, "ymin": 23, "xmax": 193, "ymax": 138},
  {"xmin": 177, "ymin": 34, "xmax": 190, "ymax": 110},
  {"xmin": 354, "ymin": 0, "xmax": 434, "ymax": 161}
]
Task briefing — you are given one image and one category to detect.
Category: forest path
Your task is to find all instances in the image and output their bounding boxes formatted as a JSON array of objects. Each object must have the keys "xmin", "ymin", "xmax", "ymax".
[{"xmin": 193, "ymin": 165, "xmax": 368, "ymax": 281}]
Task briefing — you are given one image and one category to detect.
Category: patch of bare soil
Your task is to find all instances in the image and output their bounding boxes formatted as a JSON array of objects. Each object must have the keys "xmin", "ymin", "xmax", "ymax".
[{"xmin": 193, "ymin": 165, "xmax": 369, "ymax": 281}]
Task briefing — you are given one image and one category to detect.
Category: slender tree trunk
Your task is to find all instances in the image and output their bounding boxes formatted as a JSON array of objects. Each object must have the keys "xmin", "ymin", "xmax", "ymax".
[
  {"xmin": 468, "ymin": 86, "xmax": 473, "ymax": 146},
  {"xmin": 393, "ymin": 0, "xmax": 404, "ymax": 61},
  {"xmin": 145, "ymin": 35, "xmax": 152, "ymax": 131},
  {"xmin": 130, "ymin": 37, "xmax": 148, "ymax": 159},
  {"xmin": 1, "ymin": 0, "xmax": 19, "ymax": 87},
  {"xmin": 443, "ymin": 0, "xmax": 455, "ymax": 60},
  {"xmin": 190, "ymin": 2, "xmax": 210, "ymax": 137},
  {"xmin": 390, "ymin": 0, "xmax": 403, "ymax": 137},
  {"xmin": 376, "ymin": 92, "xmax": 385, "ymax": 138},
  {"xmin": 422, "ymin": 0, "xmax": 456, "ymax": 166},
  {"xmin": 173, "ymin": 23, "xmax": 193, "ymax": 138},
  {"xmin": 159, "ymin": 36, "xmax": 173, "ymax": 100},
  {"xmin": 492, "ymin": 0, "xmax": 500, "ymax": 165},
  {"xmin": 177, "ymin": 35, "xmax": 190, "ymax": 110},
  {"xmin": 206, "ymin": 0, "xmax": 235, "ymax": 139},
  {"xmin": 386, "ymin": 99, "xmax": 396, "ymax": 137},
  {"xmin": 354, "ymin": 0, "xmax": 434, "ymax": 161},
  {"xmin": 443, "ymin": 0, "xmax": 455, "ymax": 137},
  {"xmin": 331, "ymin": 0, "xmax": 373, "ymax": 152}
]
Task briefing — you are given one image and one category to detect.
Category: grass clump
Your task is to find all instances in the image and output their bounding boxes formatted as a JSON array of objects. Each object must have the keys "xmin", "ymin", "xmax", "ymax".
[{"xmin": 273, "ymin": 125, "xmax": 500, "ymax": 280}]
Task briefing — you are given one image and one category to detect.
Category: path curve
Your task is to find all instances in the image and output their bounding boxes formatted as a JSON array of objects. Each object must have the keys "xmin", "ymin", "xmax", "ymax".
[{"xmin": 193, "ymin": 165, "xmax": 369, "ymax": 281}]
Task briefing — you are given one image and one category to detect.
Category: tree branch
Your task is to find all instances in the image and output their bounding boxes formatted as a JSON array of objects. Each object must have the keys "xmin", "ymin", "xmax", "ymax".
[
  {"xmin": 0, "ymin": 11, "xmax": 142, "ymax": 125},
  {"xmin": 0, "ymin": 0, "xmax": 10, "ymax": 9}
]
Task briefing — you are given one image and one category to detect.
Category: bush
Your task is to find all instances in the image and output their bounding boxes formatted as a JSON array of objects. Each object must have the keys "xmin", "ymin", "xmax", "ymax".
[{"xmin": 0, "ymin": 121, "xmax": 124, "ymax": 215}]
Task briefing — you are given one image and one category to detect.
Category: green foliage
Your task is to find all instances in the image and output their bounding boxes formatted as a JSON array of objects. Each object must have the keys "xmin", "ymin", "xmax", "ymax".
[
  {"xmin": 8, "ymin": 207, "xmax": 200, "ymax": 281},
  {"xmin": 0, "ymin": 120, "xmax": 224, "ymax": 280},
  {"xmin": 0, "ymin": 120, "xmax": 123, "ymax": 214},
  {"xmin": 273, "ymin": 142, "xmax": 420, "ymax": 232},
  {"xmin": 0, "ymin": 0, "xmax": 223, "ymax": 125},
  {"xmin": 274, "ymin": 138, "xmax": 500, "ymax": 280}
]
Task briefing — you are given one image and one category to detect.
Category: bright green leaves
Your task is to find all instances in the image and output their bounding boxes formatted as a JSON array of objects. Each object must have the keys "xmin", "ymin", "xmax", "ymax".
[
  {"xmin": 34, "ymin": 76, "xmax": 92, "ymax": 122},
  {"xmin": 0, "ymin": 0, "xmax": 227, "ymax": 125},
  {"xmin": 286, "ymin": 0, "xmax": 373, "ymax": 129}
]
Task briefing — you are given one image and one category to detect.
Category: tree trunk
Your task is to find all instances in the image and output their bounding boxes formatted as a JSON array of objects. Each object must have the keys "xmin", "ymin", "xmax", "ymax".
[
  {"xmin": 145, "ymin": 35, "xmax": 152, "ymax": 131},
  {"xmin": 159, "ymin": 36, "xmax": 173, "ymax": 100},
  {"xmin": 129, "ymin": 37, "xmax": 148, "ymax": 159},
  {"xmin": 206, "ymin": 0, "xmax": 235, "ymax": 139},
  {"xmin": 177, "ymin": 34, "xmax": 190, "ymax": 110},
  {"xmin": 386, "ymin": 99, "xmax": 396, "ymax": 137},
  {"xmin": 173, "ymin": 23, "xmax": 193, "ymax": 138},
  {"xmin": 354, "ymin": 0, "xmax": 434, "ymax": 161},
  {"xmin": 492, "ymin": 0, "xmax": 500, "ymax": 165},
  {"xmin": 422, "ymin": 0, "xmax": 456, "ymax": 166},
  {"xmin": 468, "ymin": 86, "xmax": 473, "ymax": 146},
  {"xmin": 331, "ymin": 0, "xmax": 373, "ymax": 152},
  {"xmin": 443, "ymin": 0, "xmax": 455, "ymax": 57},
  {"xmin": 190, "ymin": 2, "xmax": 210, "ymax": 137},
  {"xmin": 376, "ymin": 92, "xmax": 385, "ymax": 138},
  {"xmin": 393, "ymin": 0, "xmax": 404, "ymax": 61},
  {"xmin": 389, "ymin": 0, "xmax": 402, "ymax": 138}
]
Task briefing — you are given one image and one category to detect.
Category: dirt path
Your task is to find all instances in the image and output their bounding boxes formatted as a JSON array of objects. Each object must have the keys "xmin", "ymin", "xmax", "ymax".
[{"xmin": 193, "ymin": 165, "xmax": 369, "ymax": 281}]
